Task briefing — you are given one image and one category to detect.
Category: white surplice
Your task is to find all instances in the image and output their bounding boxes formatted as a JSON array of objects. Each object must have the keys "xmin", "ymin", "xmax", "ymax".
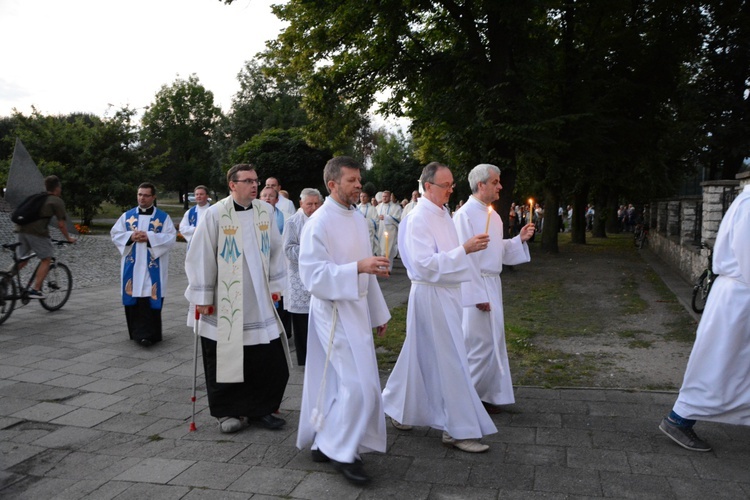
[
  {"xmin": 111, "ymin": 209, "xmax": 176, "ymax": 298},
  {"xmin": 296, "ymin": 197, "xmax": 391, "ymax": 463},
  {"xmin": 358, "ymin": 202, "xmax": 380, "ymax": 257},
  {"xmin": 178, "ymin": 203, "xmax": 210, "ymax": 245},
  {"xmin": 673, "ymin": 184, "xmax": 750, "ymax": 426},
  {"xmin": 377, "ymin": 201, "xmax": 402, "ymax": 269},
  {"xmin": 184, "ymin": 201, "xmax": 287, "ymax": 345},
  {"xmin": 382, "ymin": 196, "xmax": 497, "ymax": 440},
  {"xmin": 454, "ymin": 196, "xmax": 530, "ymax": 405}
]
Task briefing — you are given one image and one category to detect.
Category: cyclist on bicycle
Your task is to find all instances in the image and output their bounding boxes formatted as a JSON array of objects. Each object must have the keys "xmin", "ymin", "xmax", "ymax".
[{"xmin": 14, "ymin": 175, "xmax": 76, "ymax": 298}]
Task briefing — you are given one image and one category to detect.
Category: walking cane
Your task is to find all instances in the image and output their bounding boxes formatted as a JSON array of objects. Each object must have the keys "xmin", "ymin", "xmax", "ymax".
[{"xmin": 189, "ymin": 305, "xmax": 213, "ymax": 432}]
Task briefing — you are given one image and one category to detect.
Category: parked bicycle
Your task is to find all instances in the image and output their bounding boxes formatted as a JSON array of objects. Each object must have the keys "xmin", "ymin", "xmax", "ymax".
[
  {"xmin": 691, "ymin": 242, "xmax": 715, "ymax": 314},
  {"xmin": 0, "ymin": 239, "xmax": 73, "ymax": 325},
  {"xmin": 633, "ymin": 222, "xmax": 649, "ymax": 249}
]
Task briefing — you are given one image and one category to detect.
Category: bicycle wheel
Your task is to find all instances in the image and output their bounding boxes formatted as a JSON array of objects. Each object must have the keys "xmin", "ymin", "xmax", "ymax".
[
  {"xmin": 691, "ymin": 272, "xmax": 708, "ymax": 314},
  {"xmin": 40, "ymin": 262, "xmax": 72, "ymax": 311},
  {"xmin": 0, "ymin": 272, "xmax": 17, "ymax": 325}
]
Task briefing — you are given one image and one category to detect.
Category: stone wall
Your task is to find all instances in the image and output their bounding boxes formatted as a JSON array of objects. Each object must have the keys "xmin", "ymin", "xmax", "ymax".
[{"xmin": 649, "ymin": 178, "xmax": 743, "ymax": 284}]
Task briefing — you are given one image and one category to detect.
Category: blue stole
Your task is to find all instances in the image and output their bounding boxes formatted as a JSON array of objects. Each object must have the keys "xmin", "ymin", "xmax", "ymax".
[
  {"xmin": 188, "ymin": 205, "xmax": 198, "ymax": 226},
  {"xmin": 122, "ymin": 207, "xmax": 169, "ymax": 309},
  {"xmin": 274, "ymin": 207, "xmax": 284, "ymax": 234}
]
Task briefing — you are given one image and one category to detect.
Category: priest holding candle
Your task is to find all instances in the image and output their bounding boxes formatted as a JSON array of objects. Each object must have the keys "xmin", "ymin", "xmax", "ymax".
[
  {"xmin": 453, "ymin": 164, "xmax": 534, "ymax": 414},
  {"xmin": 382, "ymin": 161, "xmax": 495, "ymax": 453}
]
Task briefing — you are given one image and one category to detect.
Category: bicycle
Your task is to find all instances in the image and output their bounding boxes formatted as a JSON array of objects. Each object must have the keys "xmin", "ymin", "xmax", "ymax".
[
  {"xmin": 633, "ymin": 222, "xmax": 649, "ymax": 249},
  {"xmin": 691, "ymin": 242, "xmax": 714, "ymax": 314},
  {"xmin": 0, "ymin": 239, "xmax": 73, "ymax": 325}
]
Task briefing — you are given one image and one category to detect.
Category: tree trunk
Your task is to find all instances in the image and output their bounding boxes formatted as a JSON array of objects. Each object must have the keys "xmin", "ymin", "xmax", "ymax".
[
  {"xmin": 571, "ymin": 188, "xmax": 588, "ymax": 244},
  {"xmin": 592, "ymin": 191, "xmax": 608, "ymax": 238},
  {"xmin": 540, "ymin": 186, "xmax": 559, "ymax": 253},
  {"xmin": 498, "ymin": 168, "xmax": 516, "ymax": 239}
]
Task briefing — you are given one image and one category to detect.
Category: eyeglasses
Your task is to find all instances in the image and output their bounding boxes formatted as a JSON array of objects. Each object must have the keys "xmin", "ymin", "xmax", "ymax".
[
  {"xmin": 233, "ymin": 178, "xmax": 259, "ymax": 185},
  {"xmin": 428, "ymin": 181, "xmax": 456, "ymax": 190}
]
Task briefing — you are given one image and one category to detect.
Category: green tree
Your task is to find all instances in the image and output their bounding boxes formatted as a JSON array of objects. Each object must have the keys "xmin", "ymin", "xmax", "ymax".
[
  {"xmin": 368, "ymin": 129, "xmax": 421, "ymax": 201},
  {"xmin": 230, "ymin": 128, "xmax": 331, "ymax": 199},
  {"xmin": 9, "ymin": 108, "xmax": 157, "ymax": 225},
  {"xmin": 141, "ymin": 74, "xmax": 223, "ymax": 209}
]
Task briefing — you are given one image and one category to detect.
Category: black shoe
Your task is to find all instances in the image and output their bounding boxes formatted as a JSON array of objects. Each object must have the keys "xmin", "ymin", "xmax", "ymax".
[
  {"xmin": 248, "ymin": 414, "xmax": 286, "ymax": 430},
  {"xmin": 311, "ymin": 449, "xmax": 330, "ymax": 462},
  {"xmin": 138, "ymin": 339, "xmax": 153, "ymax": 347},
  {"xmin": 332, "ymin": 459, "xmax": 370, "ymax": 486}
]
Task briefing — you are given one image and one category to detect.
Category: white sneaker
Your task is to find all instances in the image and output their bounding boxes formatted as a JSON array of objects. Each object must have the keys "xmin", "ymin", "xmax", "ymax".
[
  {"xmin": 217, "ymin": 417, "xmax": 243, "ymax": 434},
  {"xmin": 442, "ymin": 432, "xmax": 489, "ymax": 453}
]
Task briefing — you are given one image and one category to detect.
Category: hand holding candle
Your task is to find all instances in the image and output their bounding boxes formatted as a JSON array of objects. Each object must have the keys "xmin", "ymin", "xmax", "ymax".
[
  {"xmin": 384, "ymin": 231, "xmax": 389, "ymax": 260},
  {"xmin": 529, "ymin": 198, "xmax": 534, "ymax": 226},
  {"xmin": 485, "ymin": 204, "xmax": 492, "ymax": 234}
]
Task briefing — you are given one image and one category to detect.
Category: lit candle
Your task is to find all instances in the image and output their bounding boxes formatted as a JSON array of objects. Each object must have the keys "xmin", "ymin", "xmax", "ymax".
[
  {"xmin": 529, "ymin": 198, "xmax": 534, "ymax": 226},
  {"xmin": 384, "ymin": 231, "xmax": 389, "ymax": 260},
  {"xmin": 485, "ymin": 204, "xmax": 492, "ymax": 234}
]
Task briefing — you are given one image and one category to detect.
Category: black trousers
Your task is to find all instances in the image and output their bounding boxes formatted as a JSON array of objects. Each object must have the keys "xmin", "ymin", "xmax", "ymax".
[
  {"xmin": 200, "ymin": 336, "xmax": 289, "ymax": 418},
  {"xmin": 291, "ymin": 312, "xmax": 309, "ymax": 366},
  {"xmin": 277, "ymin": 296, "xmax": 293, "ymax": 339},
  {"xmin": 124, "ymin": 298, "xmax": 163, "ymax": 343}
]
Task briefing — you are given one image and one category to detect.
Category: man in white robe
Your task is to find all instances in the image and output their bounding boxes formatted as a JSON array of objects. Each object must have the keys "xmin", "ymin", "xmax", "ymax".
[
  {"xmin": 297, "ymin": 156, "xmax": 391, "ymax": 486},
  {"xmin": 111, "ymin": 182, "xmax": 176, "ymax": 347},
  {"xmin": 382, "ymin": 162, "xmax": 496, "ymax": 453},
  {"xmin": 178, "ymin": 185, "xmax": 211, "ymax": 246},
  {"xmin": 283, "ymin": 187, "xmax": 323, "ymax": 366},
  {"xmin": 358, "ymin": 191, "xmax": 379, "ymax": 256},
  {"xmin": 265, "ymin": 176, "xmax": 296, "ymax": 220},
  {"xmin": 376, "ymin": 190, "xmax": 402, "ymax": 270},
  {"xmin": 454, "ymin": 164, "xmax": 534, "ymax": 413},
  {"xmin": 659, "ymin": 183, "xmax": 750, "ymax": 451},
  {"xmin": 402, "ymin": 189, "xmax": 420, "ymax": 218},
  {"xmin": 185, "ymin": 164, "xmax": 291, "ymax": 435}
]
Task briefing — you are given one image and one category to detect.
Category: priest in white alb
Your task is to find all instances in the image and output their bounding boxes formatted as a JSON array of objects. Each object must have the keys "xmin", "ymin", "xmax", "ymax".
[
  {"xmin": 297, "ymin": 156, "xmax": 391, "ymax": 486},
  {"xmin": 382, "ymin": 161, "xmax": 496, "ymax": 453},
  {"xmin": 453, "ymin": 164, "xmax": 534, "ymax": 413},
  {"xmin": 185, "ymin": 164, "xmax": 292, "ymax": 435},
  {"xmin": 358, "ymin": 191, "xmax": 379, "ymax": 256},
  {"xmin": 659, "ymin": 183, "xmax": 750, "ymax": 452},
  {"xmin": 178, "ymin": 185, "xmax": 211, "ymax": 246},
  {"xmin": 376, "ymin": 190, "xmax": 402, "ymax": 270}
]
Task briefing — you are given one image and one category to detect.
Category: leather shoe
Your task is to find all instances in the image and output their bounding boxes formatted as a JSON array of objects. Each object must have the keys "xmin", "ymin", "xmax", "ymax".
[
  {"xmin": 482, "ymin": 401, "xmax": 503, "ymax": 414},
  {"xmin": 248, "ymin": 414, "xmax": 285, "ymax": 430},
  {"xmin": 138, "ymin": 339, "xmax": 153, "ymax": 347},
  {"xmin": 332, "ymin": 459, "xmax": 370, "ymax": 486},
  {"xmin": 311, "ymin": 449, "xmax": 330, "ymax": 462}
]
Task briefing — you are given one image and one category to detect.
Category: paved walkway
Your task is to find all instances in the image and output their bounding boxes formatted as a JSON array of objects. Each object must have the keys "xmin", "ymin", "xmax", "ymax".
[{"xmin": 1, "ymin": 236, "xmax": 749, "ymax": 499}]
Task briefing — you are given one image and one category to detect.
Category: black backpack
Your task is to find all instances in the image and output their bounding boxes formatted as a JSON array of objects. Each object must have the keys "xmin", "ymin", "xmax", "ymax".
[{"xmin": 11, "ymin": 192, "xmax": 49, "ymax": 225}]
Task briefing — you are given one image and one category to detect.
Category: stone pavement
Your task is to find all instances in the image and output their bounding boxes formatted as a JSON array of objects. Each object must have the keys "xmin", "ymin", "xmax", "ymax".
[{"xmin": 1, "ymin": 235, "xmax": 749, "ymax": 499}]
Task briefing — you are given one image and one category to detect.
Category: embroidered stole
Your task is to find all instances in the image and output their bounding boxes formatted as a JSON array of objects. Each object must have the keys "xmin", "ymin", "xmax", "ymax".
[
  {"xmin": 121, "ymin": 207, "xmax": 168, "ymax": 309},
  {"xmin": 215, "ymin": 196, "xmax": 273, "ymax": 383},
  {"xmin": 188, "ymin": 205, "xmax": 198, "ymax": 226}
]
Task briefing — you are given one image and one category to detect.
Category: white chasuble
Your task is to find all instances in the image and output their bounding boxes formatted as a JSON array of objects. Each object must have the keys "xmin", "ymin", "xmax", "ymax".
[{"xmin": 184, "ymin": 196, "xmax": 291, "ymax": 383}]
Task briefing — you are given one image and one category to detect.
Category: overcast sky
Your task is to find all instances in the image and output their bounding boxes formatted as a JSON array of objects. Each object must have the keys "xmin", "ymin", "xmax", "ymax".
[{"xmin": 0, "ymin": 0, "xmax": 285, "ymax": 118}]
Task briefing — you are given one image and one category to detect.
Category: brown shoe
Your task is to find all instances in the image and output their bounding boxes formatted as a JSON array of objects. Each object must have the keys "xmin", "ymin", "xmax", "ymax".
[{"xmin": 391, "ymin": 418, "xmax": 413, "ymax": 431}]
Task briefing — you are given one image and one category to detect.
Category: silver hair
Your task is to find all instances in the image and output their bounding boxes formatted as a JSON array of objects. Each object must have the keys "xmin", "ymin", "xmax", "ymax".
[
  {"xmin": 468, "ymin": 163, "xmax": 501, "ymax": 193},
  {"xmin": 300, "ymin": 187, "xmax": 323, "ymax": 202}
]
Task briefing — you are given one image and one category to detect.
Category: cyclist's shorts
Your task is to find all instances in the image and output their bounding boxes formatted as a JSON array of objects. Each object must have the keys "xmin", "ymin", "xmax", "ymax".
[{"xmin": 17, "ymin": 233, "xmax": 54, "ymax": 260}]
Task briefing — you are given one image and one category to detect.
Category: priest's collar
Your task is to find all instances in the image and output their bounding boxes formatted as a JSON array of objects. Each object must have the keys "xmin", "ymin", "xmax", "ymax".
[
  {"xmin": 232, "ymin": 200, "xmax": 252, "ymax": 211},
  {"xmin": 470, "ymin": 195, "xmax": 490, "ymax": 207},
  {"xmin": 138, "ymin": 205, "xmax": 154, "ymax": 215}
]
